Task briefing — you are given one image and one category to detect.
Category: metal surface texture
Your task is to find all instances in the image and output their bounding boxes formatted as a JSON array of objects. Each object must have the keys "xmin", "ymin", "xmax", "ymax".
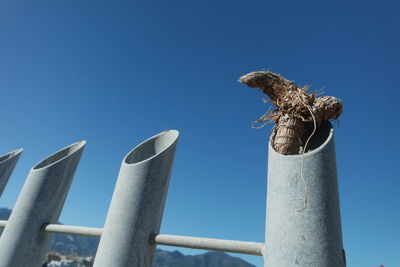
[
  {"xmin": 0, "ymin": 148, "xmax": 22, "ymax": 197},
  {"xmin": 43, "ymin": 223, "xmax": 103, "ymax": 238},
  {"xmin": 93, "ymin": 130, "xmax": 179, "ymax": 267},
  {"xmin": 0, "ymin": 141, "xmax": 85, "ymax": 267},
  {"xmin": 1, "ymin": 219, "xmax": 264, "ymax": 256},
  {"xmin": 264, "ymin": 123, "xmax": 345, "ymax": 266},
  {"xmin": 0, "ymin": 221, "xmax": 102, "ymax": 238},
  {"xmin": 153, "ymin": 234, "xmax": 264, "ymax": 256}
]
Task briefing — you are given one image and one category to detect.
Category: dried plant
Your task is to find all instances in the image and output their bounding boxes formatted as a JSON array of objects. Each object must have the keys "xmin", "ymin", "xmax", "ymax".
[{"xmin": 239, "ymin": 70, "xmax": 342, "ymax": 155}]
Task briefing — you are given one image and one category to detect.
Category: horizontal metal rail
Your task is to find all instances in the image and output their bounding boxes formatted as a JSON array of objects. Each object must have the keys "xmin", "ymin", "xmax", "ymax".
[
  {"xmin": 0, "ymin": 221, "xmax": 102, "ymax": 237},
  {"xmin": 0, "ymin": 221, "xmax": 264, "ymax": 256},
  {"xmin": 151, "ymin": 234, "xmax": 264, "ymax": 256},
  {"xmin": 43, "ymin": 223, "xmax": 103, "ymax": 237}
]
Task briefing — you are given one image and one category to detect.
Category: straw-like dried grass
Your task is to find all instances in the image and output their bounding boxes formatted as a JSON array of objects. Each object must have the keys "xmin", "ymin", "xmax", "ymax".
[{"xmin": 239, "ymin": 70, "xmax": 342, "ymax": 155}]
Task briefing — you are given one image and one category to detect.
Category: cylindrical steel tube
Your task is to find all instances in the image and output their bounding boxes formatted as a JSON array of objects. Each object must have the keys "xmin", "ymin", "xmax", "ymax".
[
  {"xmin": 264, "ymin": 123, "xmax": 345, "ymax": 266},
  {"xmin": 0, "ymin": 148, "xmax": 23, "ymax": 197},
  {"xmin": 153, "ymin": 234, "xmax": 264, "ymax": 256},
  {"xmin": 0, "ymin": 141, "xmax": 85, "ymax": 267},
  {"xmin": 94, "ymin": 130, "xmax": 179, "ymax": 267}
]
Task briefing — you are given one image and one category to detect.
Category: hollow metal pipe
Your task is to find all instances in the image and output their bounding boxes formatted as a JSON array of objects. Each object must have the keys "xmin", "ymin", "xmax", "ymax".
[
  {"xmin": 264, "ymin": 123, "xmax": 345, "ymax": 266},
  {"xmin": 43, "ymin": 223, "xmax": 103, "ymax": 238},
  {"xmin": 0, "ymin": 141, "xmax": 85, "ymax": 267},
  {"xmin": 93, "ymin": 130, "xmax": 179, "ymax": 267},
  {"xmin": 0, "ymin": 221, "xmax": 102, "ymax": 238},
  {"xmin": 153, "ymin": 234, "xmax": 264, "ymax": 256},
  {"xmin": 0, "ymin": 148, "xmax": 23, "ymax": 197},
  {"xmin": 0, "ymin": 219, "xmax": 264, "ymax": 257}
]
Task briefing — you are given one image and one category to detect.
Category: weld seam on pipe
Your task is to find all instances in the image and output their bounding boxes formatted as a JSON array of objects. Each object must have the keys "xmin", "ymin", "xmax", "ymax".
[{"xmin": 153, "ymin": 234, "xmax": 264, "ymax": 256}]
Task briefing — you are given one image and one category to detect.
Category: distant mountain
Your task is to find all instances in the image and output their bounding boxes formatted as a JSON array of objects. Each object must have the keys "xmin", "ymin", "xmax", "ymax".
[
  {"xmin": 154, "ymin": 249, "xmax": 255, "ymax": 267},
  {"xmin": 49, "ymin": 231, "xmax": 100, "ymax": 256},
  {"xmin": 0, "ymin": 208, "xmax": 11, "ymax": 220},
  {"xmin": 0, "ymin": 208, "xmax": 256, "ymax": 267}
]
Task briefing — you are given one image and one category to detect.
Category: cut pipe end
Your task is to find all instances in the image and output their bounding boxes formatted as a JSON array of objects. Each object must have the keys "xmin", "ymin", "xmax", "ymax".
[
  {"xmin": 270, "ymin": 122, "xmax": 333, "ymax": 158},
  {"xmin": 33, "ymin": 141, "xmax": 86, "ymax": 170},
  {"xmin": 124, "ymin": 130, "xmax": 179, "ymax": 165},
  {"xmin": 0, "ymin": 148, "xmax": 23, "ymax": 164}
]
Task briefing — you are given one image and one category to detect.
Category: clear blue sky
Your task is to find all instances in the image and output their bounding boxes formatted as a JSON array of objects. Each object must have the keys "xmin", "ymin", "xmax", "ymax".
[{"xmin": 1, "ymin": 1, "xmax": 399, "ymax": 266}]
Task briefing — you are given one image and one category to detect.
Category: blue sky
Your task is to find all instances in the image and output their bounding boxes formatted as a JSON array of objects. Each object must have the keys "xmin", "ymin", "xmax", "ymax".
[{"xmin": 0, "ymin": 1, "xmax": 399, "ymax": 266}]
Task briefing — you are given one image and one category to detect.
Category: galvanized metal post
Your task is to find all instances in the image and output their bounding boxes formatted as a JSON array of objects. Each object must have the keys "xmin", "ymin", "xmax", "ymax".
[
  {"xmin": 94, "ymin": 130, "xmax": 179, "ymax": 267},
  {"xmin": 0, "ymin": 141, "xmax": 85, "ymax": 267},
  {"xmin": 0, "ymin": 148, "xmax": 23, "ymax": 197},
  {"xmin": 264, "ymin": 123, "xmax": 345, "ymax": 267}
]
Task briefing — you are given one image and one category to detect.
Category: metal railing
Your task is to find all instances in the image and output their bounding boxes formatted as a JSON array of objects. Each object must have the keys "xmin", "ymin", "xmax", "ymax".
[
  {"xmin": 0, "ymin": 220, "xmax": 264, "ymax": 256},
  {"xmin": 0, "ymin": 126, "xmax": 345, "ymax": 267}
]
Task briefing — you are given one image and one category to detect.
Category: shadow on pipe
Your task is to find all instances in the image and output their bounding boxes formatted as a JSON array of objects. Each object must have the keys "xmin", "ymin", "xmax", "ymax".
[
  {"xmin": 0, "ymin": 141, "xmax": 85, "ymax": 267},
  {"xmin": 0, "ymin": 148, "xmax": 23, "ymax": 197},
  {"xmin": 94, "ymin": 130, "xmax": 179, "ymax": 267}
]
